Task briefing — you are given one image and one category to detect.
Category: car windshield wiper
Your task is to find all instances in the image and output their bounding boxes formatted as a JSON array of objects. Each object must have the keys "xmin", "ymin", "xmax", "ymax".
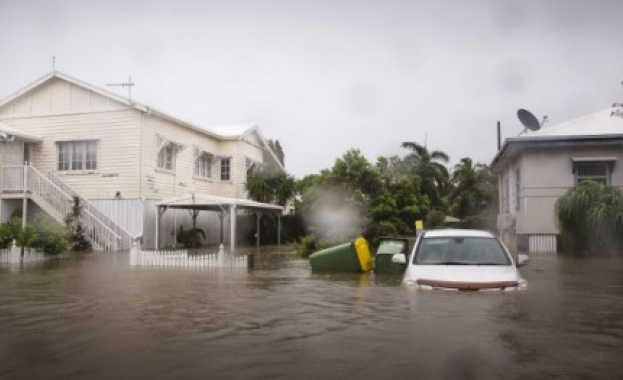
[
  {"xmin": 474, "ymin": 262, "xmax": 506, "ymax": 266},
  {"xmin": 426, "ymin": 261, "xmax": 472, "ymax": 265}
]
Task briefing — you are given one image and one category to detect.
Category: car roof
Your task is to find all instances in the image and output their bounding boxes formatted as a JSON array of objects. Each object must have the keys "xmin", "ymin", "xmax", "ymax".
[{"xmin": 422, "ymin": 229, "xmax": 496, "ymax": 239}]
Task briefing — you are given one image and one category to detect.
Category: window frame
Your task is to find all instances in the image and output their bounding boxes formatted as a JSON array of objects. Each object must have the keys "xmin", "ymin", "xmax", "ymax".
[
  {"xmin": 572, "ymin": 159, "xmax": 615, "ymax": 185},
  {"xmin": 56, "ymin": 140, "xmax": 98, "ymax": 173},
  {"xmin": 220, "ymin": 157, "xmax": 231, "ymax": 181},
  {"xmin": 156, "ymin": 136, "xmax": 184, "ymax": 172},
  {"xmin": 157, "ymin": 144, "xmax": 174, "ymax": 171},
  {"xmin": 194, "ymin": 150, "xmax": 213, "ymax": 179}
]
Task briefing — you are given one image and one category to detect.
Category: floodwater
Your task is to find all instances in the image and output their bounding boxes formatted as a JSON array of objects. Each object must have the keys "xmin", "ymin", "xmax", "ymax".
[{"xmin": 1, "ymin": 250, "xmax": 622, "ymax": 380}]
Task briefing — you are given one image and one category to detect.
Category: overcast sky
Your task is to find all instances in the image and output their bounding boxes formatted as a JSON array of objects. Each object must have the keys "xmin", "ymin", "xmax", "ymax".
[{"xmin": 1, "ymin": 0, "xmax": 622, "ymax": 178}]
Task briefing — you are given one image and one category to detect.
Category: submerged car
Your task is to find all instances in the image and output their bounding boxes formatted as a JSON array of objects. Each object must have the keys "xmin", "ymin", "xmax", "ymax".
[{"xmin": 392, "ymin": 229, "xmax": 528, "ymax": 291}]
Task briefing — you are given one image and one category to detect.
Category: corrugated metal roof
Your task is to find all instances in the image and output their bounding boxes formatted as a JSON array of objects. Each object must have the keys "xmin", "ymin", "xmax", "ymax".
[
  {"xmin": 208, "ymin": 125, "xmax": 255, "ymax": 139},
  {"xmin": 521, "ymin": 108, "xmax": 623, "ymax": 138},
  {"xmin": 491, "ymin": 107, "xmax": 623, "ymax": 171},
  {"xmin": 155, "ymin": 193, "xmax": 283, "ymax": 211}
]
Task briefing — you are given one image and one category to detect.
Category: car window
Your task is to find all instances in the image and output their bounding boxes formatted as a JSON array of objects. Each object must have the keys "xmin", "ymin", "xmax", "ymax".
[
  {"xmin": 414, "ymin": 237, "xmax": 511, "ymax": 265},
  {"xmin": 377, "ymin": 240, "xmax": 407, "ymax": 255}
]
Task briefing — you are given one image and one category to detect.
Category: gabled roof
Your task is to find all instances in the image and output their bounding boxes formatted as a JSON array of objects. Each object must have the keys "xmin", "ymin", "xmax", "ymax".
[
  {"xmin": 0, "ymin": 70, "xmax": 285, "ymax": 170},
  {"xmin": 491, "ymin": 107, "xmax": 623, "ymax": 172}
]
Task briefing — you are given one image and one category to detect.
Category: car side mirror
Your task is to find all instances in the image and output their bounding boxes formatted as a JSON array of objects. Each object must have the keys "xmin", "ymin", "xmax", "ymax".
[
  {"xmin": 391, "ymin": 253, "xmax": 407, "ymax": 265},
  {"xmin": 516, "ymin": 254, "xmax": 529, "ymax": 267}
]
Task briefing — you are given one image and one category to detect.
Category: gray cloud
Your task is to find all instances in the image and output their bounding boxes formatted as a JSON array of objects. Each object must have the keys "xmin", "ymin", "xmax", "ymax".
[{"xmin": 1, "ymin": 0, "xmax": 622, "ymax": 177}]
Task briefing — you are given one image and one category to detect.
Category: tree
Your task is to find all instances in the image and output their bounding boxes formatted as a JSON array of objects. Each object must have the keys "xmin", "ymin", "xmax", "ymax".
[
  {"xmin": 373, "ymin": 156, "xmax": 429, "ymax": 235},
  {"xmin": 329, "ymin": 149, "xmax": 384, "ymax": 199},
  {"xmin": 246, "ymin": 167, "xmax": 295, "ymax": 207},
  {"xmin": 449, "ymin": 158, "xmax": 496, "ymax": 229},
  {"xmin": 267, "ymin": 139, "xmax": 285, "ymax": 166},
  {"xmin": 295, "ymin": 150, "xmax": 381, "ymax": 243},
  {"xmin": 401, "ymin": 141, "xmax": 450, "ymax": 210}
]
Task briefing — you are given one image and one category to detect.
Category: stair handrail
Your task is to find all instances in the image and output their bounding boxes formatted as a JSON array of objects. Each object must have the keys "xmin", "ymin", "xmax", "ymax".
[{"xmin": 26, "ymin": 166, "xmax": 132, "ymax": 250}]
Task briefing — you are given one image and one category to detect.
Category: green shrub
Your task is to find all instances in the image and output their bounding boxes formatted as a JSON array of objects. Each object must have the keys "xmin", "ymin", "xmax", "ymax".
[
  {"xmin": 31, "ymin": 215, "xmax": 71, "ymax": 255},
  {"xmin": 0, "ymin": 218, "xmax": 38, "ymax": 249},
  {"xmin": 425, "ymin": 210, "xmax": 446, "ymax": 229},
  {"xmin": 293, "ymin": 234, "xmax": 328, "ymax": 258},
  {"xmin": 176, "ymin": 226, "xmax": 205, "ymax": 248},
  {"xmin": 0, "ymin": 223, "xmax": 13, "ymax": 249},
  {"xmin": 555, "ymin": 181, "xmax": 623, "ymax": 254},
  {"xmin": 64, "ymin": 196, "xmax": 92, "ymax": 252}
]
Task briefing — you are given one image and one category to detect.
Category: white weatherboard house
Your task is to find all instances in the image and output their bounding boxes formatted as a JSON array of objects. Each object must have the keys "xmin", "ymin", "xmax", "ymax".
[
  {"xmin": 0, "ymin": 71, "xmax": 284, "ymax": 251},
  {"xmin": 491, "ymin": 106, "xmax": 623, "ymax": 253}
]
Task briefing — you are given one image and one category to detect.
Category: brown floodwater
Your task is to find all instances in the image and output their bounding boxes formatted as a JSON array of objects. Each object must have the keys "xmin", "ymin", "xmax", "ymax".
[{"xmin": 1, "ymin": 250, "xmax": 622, "ymax": 380}]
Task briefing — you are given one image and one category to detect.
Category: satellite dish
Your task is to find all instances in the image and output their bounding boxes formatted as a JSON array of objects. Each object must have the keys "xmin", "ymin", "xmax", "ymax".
[{"xmin": 517, "ymin": 109, "xmax": 541, "ymax": 131}]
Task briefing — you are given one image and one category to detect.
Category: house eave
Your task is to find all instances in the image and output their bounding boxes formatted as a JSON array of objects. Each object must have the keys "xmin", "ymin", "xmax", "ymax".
[{"xmin": 491, "ymin": 134, "xmax": 623, "ymax": 173}]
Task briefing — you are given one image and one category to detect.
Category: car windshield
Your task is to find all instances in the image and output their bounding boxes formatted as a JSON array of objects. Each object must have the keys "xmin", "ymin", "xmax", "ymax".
[
  {"xmin": 414, "ymin": 237, "xmax": 511, "ymax": 266},
  {"xmin": 377, "ymin": 240, "xmax": 407, "ymax": 255}
]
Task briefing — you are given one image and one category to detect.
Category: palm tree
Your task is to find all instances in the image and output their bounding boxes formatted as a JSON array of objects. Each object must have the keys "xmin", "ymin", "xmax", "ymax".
[
  {"xmin": 449, "ymin": 158, "xmax": 496, "ymax": 228},
  {"xmin": 401, "ymin": 141, "xmax": 450, "ymax": 209},
  {"xmin": 246, "ymin": 168, "xmax": 295, "ymax": 207}
]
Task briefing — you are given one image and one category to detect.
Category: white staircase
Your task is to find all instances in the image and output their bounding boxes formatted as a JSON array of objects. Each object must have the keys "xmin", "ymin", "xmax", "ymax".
[{"xmin": 2, "ymin": 165, "xmax": 133, "ymax": 251}]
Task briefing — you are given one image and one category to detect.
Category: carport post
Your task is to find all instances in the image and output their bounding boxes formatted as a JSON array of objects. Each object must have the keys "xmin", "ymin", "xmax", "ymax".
[
  {"xmin": 229, "ymin": 204, "xmax": 236, "ymax": 253},
  {"xmin": 155, "ymin": 205, "xmax": 161, "ymax": 249},
  {"xmin": 155, "ymin": 205, "xmax": 168, "ymax": 249},
  {"xmin": 256, "ymin": 211, "xmax": 261, "ymax": 249}
]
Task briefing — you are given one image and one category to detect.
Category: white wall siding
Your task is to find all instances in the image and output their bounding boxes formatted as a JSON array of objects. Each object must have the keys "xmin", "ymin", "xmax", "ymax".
[
  {"xmin": 528, "ymin": 235, "xmax": 557, "ymax": 253},
  {"xmin": 6, "ymin": 110, "xmax": 142, "ymax": 199},
  {"xmin": 141, "ymin": 115, "xmax": 235, "ymax": 199},
  {"xmin": 91, "ymin": 199, "xmax": 145, "ymax": 237}
]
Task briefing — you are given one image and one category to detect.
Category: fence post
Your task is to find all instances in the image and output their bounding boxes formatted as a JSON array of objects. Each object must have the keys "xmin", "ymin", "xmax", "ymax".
[
  {"xmin": 9, "ymin": 240, "xmax": 20, "ymax": 263},
  {"xmin": 130, "ymin": 239, "xmax": 138, "ymax": 266},
  {"xmin": 218, "ymin": 244, "xmax": 225, "ymax": 267}
]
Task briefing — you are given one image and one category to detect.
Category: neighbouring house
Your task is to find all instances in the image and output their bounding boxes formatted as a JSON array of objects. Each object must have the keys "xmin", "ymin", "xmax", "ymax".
[
  {"xmin": 0, "ymin": 70, "xmax": 285, "ymax": 251},
  {"xmin": 491, "ymin": 105, "xmax": 623, "ymax": 253}
]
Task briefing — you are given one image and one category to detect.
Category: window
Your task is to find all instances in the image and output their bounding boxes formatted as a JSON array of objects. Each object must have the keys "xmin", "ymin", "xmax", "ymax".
[
  {"xmin": 157, "ymin": 136, "xmax": 184, "ymax": 171},
  {"xmin": 157, "ymin": 144, "xmax": 174, "ymax": 170},
  {"xmin": 573, "ymin": 159, "xmax": 614, "ymax": 185},
  {"xmin": 195, "ymin": 152, "xmax": 213, "ymax": 178},
  {"xmin": 57, "ymin": 141, "xmax": 98, "ymax": 172},
  {"xmin": 220, "ymin": 158, "xmax": 231, "ymax": 181}
]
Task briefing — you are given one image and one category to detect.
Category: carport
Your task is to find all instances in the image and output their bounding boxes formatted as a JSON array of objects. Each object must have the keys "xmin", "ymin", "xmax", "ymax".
[{"xmin": 154, "ymin": 193, "xmax": 284, "ymax": 252}]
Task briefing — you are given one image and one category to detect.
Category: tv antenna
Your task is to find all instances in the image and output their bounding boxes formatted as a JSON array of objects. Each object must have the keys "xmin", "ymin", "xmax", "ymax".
[
  {"xmin": 611, "ymin": 81, "xmax": 623, "ymax": 118},
  {"xmin": 107, "ymin": 76, "xmax": 135, "ymax": 103},
  {"xmin": 517, "ymin": 108, "xmax": 547, "ymax": 134}
]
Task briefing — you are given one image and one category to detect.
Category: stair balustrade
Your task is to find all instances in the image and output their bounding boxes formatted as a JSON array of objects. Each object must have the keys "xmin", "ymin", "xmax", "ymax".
[{"xmin": 2, "ymin": 165, "xmax": 133, "ymax": 251}]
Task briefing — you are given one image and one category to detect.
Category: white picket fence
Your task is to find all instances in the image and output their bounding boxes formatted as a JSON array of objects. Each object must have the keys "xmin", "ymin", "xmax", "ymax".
[
  {"xmin": 0, "ymin": 243, "xmax": 50, "ymax": 264},
  {"xmin": 130, "ymin": 244, "xmax": 250, "ymax": 268}
]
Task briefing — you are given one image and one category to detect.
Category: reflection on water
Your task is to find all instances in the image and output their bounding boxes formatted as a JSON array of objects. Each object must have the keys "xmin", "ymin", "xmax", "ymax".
[{"xmin": 1, "ymin": 251, "xmax": 622, "ymax": 380}]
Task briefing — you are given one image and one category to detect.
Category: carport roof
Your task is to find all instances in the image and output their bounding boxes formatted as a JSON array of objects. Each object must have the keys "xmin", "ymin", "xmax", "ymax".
[{"xmin": 155, "ymin": 193, "xmax": 283, "ymax": 212}]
